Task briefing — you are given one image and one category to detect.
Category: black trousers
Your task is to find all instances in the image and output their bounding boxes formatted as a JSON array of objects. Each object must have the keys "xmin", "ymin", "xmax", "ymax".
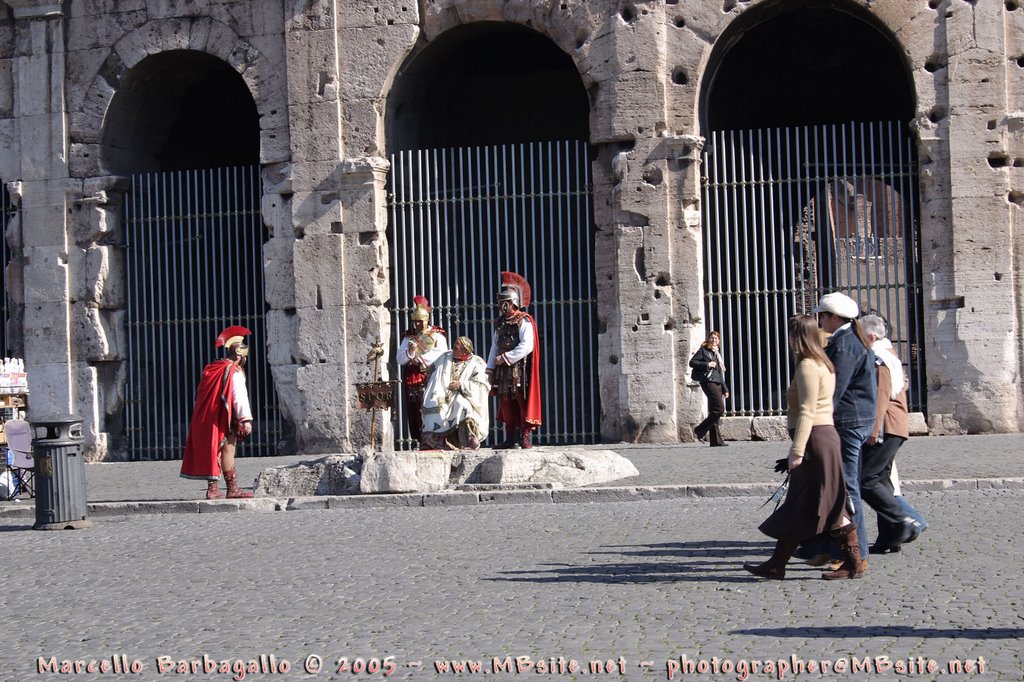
[
  {"xmin": 696, "ymin": 382, "xmax": 726, "ymax": 446},
  {"xmin": 860, "ymin": 435, "xmax": 907, "ymax": 527}
]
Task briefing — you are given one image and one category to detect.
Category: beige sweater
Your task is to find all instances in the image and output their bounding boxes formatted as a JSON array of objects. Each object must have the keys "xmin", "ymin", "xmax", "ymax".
[{"xmin": 786, "ymin": 358, "xmax": 836, "ymax": 457}]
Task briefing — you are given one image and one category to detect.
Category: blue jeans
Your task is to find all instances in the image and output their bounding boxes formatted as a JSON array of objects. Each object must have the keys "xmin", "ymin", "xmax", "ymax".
[
  {"xmin": 898, "ymin": 495, "xmax": 928, "ymax": 532},
  {"xmin": 837, "ymin": 423, "xmax": 872, "ymax": 558}
]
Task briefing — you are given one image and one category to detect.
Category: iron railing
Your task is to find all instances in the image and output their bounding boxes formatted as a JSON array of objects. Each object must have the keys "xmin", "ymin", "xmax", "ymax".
[
  {"xmin": 387, "ymin": 140, "xmax": 600, "ymax": 449},
  {"xmin": 701, "ymin": 121, "xmax": 925, "ymax": 415},
  {"xmin": 123, "ymin": 166, "xmax": 285, "ymax": 460}
]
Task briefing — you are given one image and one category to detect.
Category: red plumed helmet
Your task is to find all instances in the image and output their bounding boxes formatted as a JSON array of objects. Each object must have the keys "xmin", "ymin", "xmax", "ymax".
[
  {"xmin": 215, "ymin": 325, "xmax": 252, "ymax": 348},
  {"xmin": 498, "ymin": 271, "xmax": 532, "ymax": 309}
]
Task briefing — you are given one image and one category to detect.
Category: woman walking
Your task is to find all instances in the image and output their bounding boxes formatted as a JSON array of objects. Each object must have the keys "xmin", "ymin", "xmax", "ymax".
[
  {"xmin": 689, "ymin": 331, "xmax": 731, "ymax": 447},
  {"xmin": 744, "ymin": 314, "xmax": 861, "ymax": 580}
]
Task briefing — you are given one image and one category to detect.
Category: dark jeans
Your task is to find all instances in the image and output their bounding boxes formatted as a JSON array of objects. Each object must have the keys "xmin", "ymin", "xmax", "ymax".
[
  {"xmin": 860, "ymin": 436, "xmax": 907, "ymax": 526},
  {"xmin": 695, "ymin": 382, "xmax": 726, "ymax": 446}
]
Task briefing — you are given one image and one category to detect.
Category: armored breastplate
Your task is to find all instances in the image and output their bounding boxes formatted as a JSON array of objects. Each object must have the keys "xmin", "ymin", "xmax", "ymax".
[{"xmin": 494, "ymin": 317, "xmax": 529, "ymax": 396}]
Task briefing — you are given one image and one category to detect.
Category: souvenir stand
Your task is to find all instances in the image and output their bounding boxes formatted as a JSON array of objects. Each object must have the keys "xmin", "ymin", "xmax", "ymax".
[{"xmin": 0, "ymin": 358, "xmax": 31, "ymax": 499}]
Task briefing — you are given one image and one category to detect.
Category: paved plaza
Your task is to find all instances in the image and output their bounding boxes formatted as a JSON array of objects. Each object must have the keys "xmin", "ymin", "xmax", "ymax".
[
  {"xmin": 2, "ymin": 488, "xmax": 1022, "ymax": 680},
  {"xmin": 1, "ymin": 433, "xmax": 1021, "ymax": 681}
]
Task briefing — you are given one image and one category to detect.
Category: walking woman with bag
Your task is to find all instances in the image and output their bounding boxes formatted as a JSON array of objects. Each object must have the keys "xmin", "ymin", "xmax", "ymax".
[
  {"xmin": 744, "ymin": 314, "xmax": 860, "ymax": 580},
  {"xmin": 689, "ymin": 331, "xmax": 730, "ymax": 447}
]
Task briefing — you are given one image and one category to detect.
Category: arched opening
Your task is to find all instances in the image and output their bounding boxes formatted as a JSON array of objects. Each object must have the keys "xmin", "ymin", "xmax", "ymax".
[
  {"xmin": 101, "ymin": 50, "xmax": 259, "ymax": 174},
  {"xmin": 102, "ymin": 50, "xmax": 283, "ymax": 459},
  {"xmin": 701, "ymin": 2, "xmax": 913, "ymax": 131},
  {"xmin": 387, "ymin": 22, "xmax": 588, "ymax": 150},
  {"xmin": 699, "ymin": 1, "xmax": 925, "ymax": 417},
  {"xmin": 385, "ymin": 23, "xmax": 598, "ymax": 449}
]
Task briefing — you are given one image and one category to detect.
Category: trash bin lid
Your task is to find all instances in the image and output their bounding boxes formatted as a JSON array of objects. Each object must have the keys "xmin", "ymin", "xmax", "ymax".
[{"xmin": 32, "ymin": 413, "xmax": 83, "ymax": 426}]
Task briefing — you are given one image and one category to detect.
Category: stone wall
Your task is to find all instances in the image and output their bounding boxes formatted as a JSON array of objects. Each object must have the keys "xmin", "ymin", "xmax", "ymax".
[{"xmin": 0, "ymin": 0, "xmax": 1020, "ymax": 460}]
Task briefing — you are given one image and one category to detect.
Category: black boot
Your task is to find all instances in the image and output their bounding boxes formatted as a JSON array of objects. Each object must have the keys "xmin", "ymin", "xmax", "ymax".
[
  {"xmin": 743, "ymin": 540, "xmax": 799, "ymax": 580},
  {"xmin": 497, "ymin": 428, "xmax": 520, "ymax": 449}
]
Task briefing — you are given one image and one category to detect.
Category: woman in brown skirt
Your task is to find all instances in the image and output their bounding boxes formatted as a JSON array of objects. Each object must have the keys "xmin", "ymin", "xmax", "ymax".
[{"xmin": 744, "ymin": 314, "xmax": 861, "ymax": 580}]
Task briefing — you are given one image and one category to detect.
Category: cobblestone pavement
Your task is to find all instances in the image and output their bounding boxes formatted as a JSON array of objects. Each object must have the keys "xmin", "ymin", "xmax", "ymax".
[
  {"xmin": 3, "ymin": 488, "xmax": 1021, "ymax": 681},
  {"xmin": 34, "ymin": 433, "xmax": 1024, "ymax": 503}
]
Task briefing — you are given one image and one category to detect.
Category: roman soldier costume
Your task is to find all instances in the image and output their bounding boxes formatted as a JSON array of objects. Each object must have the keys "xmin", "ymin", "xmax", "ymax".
[
  {"xmin": 397, "ymin": 295, "xmax": 448, "ymax": 441},
  {"xmin": 181, "ymin": 325, "xmax": 255, "ymax": 499},
  {"xmin": 487, "ymin": 272, "xmax": 542, "ymax": 448}
]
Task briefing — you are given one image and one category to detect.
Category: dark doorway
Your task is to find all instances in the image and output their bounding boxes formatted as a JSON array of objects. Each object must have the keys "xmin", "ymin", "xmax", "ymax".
[
  {"xmin": 101, "ymin": 50, "xmax": 260, "ymax": 174},
  {"xmin": 702, "ymin": 1, "xmax": 914, "ymax": 132},
  {"xmin": 387, "ymin": 22, "xmax": 589, "ymax": 151}
]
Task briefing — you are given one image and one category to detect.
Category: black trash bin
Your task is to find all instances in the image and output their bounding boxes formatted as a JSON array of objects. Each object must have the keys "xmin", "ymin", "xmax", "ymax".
[{"xmin": 33, "ymin": 414, "xmax": 91, "ymax": 530}]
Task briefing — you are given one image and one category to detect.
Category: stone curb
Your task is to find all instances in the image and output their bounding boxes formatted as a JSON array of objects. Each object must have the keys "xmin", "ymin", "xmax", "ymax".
[{"xmin": 2, "ymin": 477, "xmax": 1022, "ymax": 520}]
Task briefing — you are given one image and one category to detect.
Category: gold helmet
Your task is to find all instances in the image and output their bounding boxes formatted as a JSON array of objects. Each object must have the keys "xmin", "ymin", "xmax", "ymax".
[{"xmin": 411, "ymin": 294, "xmax": 431, "ymax": 322}]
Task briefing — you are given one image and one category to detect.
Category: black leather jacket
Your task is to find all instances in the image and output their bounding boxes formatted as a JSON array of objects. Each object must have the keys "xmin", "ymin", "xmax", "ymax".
[{"xmin": 689, "ymin": 346, "xmax": 729, "ymax": 393}]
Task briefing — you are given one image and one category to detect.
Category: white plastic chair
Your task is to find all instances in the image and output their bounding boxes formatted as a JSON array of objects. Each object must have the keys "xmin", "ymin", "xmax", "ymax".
[{"xmin": 4, "ymin": 419, "xmax": 34, "ymax": 498}]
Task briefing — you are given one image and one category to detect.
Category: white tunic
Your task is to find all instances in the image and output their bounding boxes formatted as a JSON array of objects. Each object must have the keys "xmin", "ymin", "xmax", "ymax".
[{"xmin": 421, "ymin": 352, "xmax": 490, "ymax": 441}]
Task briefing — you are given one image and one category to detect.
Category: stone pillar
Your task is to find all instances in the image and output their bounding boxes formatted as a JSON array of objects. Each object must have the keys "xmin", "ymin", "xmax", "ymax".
[
  {"xmin": 338, "ymin": 156, "xmax": 392, "ymax": 452},
  {"xmin": 663, "ymin": 133, "xmax": 707, "ymax": 441},
  {"xmin": 927, "ymin": 0, "xmax": 1021, "ymax": 433},
  {"xmin": 268, "ymin": 0, "xmax": 351, "ymax": 453},
  {"xmin": 10, "ymin": 1, "xmax": 75, "ymax": 419},
  {"xmin": 589, "ymin": 7, "xmax": 680, "ymax": 442}
]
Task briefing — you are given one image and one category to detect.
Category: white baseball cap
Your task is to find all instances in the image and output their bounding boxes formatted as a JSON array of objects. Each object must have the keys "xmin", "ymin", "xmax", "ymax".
[{"xmin": 812, "ymin": 292, "xmax": 859, "ymax": 320}]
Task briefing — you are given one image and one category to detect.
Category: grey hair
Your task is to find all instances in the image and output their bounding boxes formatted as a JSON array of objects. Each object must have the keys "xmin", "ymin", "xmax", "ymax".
[
  {"xmin": 860, "ymin": 314, "xmax": 888, "ymax": 339},
  {"xmin": 455, "ymin": 335, "xmax": 474, "ymax": 354}
]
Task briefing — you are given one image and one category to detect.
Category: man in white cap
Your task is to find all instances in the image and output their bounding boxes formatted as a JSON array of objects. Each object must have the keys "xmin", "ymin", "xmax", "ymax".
[{"xmin": 811, "ymin": 292, "xmax": 876, "ymax": 578}]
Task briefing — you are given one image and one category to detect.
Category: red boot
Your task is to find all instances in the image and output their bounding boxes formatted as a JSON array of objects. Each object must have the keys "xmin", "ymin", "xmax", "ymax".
[
  {"xmin": 205, "ymin": 479, "xmax": 223, "ymax": 500},
  {"xmin": 224, "ymin": 468, "xmax": 253, "ymax": 499}
]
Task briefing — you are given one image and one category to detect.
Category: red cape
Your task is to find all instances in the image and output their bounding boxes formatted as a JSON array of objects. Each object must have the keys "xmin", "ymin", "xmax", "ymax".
[
  {"xmin": 180, "ymin": 359, "xmax": 239, "ymax": 480},
  {"xmin": 497, "ymin": 313, "xmax": 542, "ymax": 427}
]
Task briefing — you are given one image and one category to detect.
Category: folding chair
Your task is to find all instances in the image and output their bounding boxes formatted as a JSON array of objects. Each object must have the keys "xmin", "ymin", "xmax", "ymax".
[{"xmin": 4, "ymin": 419, "xmax": 34, "ymax": 499}]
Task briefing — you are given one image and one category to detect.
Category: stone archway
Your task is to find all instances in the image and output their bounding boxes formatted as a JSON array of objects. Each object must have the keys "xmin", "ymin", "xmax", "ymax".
[
  {"xmin": 698, "ymin": 0, "xmax": 925, "ymax": 417},
  {"xmin": 71, "ymin": 19, "xmax": 291, "ymax": 460},
  {"xmin": 384, "ymin": 21, "xmax": 598, "ymax": 448}
]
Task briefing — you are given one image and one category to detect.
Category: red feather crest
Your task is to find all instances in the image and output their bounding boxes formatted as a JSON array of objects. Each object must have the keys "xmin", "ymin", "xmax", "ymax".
[
  {"xmin": 412, "ymin": 294, "xmax": 430, "ymax": 311},
  {"xmin": 216, "ymin": 325, "xmax": 252, "ymax": 348},
  {"xmin": 500, "ymin": 271, "xmax": 532, "ymax": 309}
]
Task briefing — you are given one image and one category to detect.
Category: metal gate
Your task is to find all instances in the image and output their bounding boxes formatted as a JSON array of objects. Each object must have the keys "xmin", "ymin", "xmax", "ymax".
[
  {"xmin": 0, "ymin": 182, "xmax": 13, "ymax": 356},
  {"xmin": 387, "ymin": 140, "xmax": 599, "ymax": 449},
  {"xmin": 701, "ymin": 121, "xmax": 925, "ymax": 415},
  {"xmin": 123, "ymin": 166, "xmax": 284, "ymax": 460}
]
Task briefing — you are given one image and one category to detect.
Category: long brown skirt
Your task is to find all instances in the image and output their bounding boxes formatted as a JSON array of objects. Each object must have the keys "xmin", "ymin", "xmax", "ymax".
[{"xmin": 758, "ymin": 425, "xmax": 848, "ymax": 542}]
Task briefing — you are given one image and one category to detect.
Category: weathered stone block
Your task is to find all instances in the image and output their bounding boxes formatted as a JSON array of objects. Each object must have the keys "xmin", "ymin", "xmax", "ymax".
[
  {"xmin": 287, "ymin": 100, "xmax": 342, "ymax": 164},
  {"xmin": 263, "ymin": 236, "xmax": 296, "ymax": 309},
  {"xmin": 908, "ymin": 411, "xmax": 928, "ymax": 435},
  {"xmin": 360, "ymin": 451, "xmax": 453, "ymax": 493},
  {"xmin": 254, "ymin": 454, "xmax": 362, "ymax": 496},
  {"xmin": 751, "ymin": 416, "xmax": 788, "ymax": 441},
  {"xmin": 338, "ymin": 0, "xmax": 419, "ymax": 28},
  {"xmin": 293, "ymin": 233, "xmax": 344, "ymax": 308},
  {"xmin": 339, "ymin": 24, "xmax": 418, "ymax": 100},
  {"xmin": 719, "ymin": 416, "xmax": 751, "ymax": 442},
  {"xmin": 478, "ymin": 449, "xmax": 639, "ymax": 487},
  {"xmin": 927, "ymin": 413, "xmax": 967, "ymax": 436}
]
